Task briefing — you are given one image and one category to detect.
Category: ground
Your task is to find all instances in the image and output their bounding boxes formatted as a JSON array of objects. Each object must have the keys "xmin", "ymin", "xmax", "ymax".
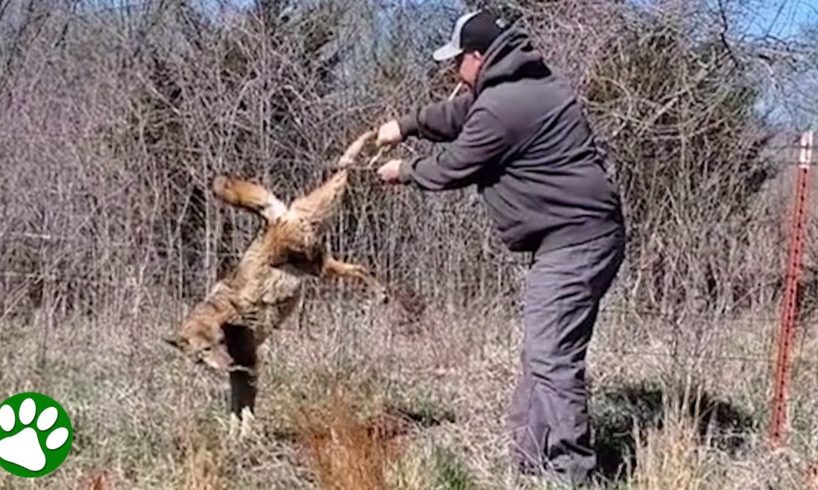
[{"xmin": 0, "ymin": 287, "xmax": 816, "ymax": 490}]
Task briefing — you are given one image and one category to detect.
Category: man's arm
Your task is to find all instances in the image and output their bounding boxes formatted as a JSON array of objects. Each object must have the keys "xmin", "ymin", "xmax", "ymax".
[
  {"xmin": 397, "ymin": 106, "xmax": 511, "ymax": 191},
  {"xmin": 397, "ymin": 92, "xmax": 475, "ymax": 143}
]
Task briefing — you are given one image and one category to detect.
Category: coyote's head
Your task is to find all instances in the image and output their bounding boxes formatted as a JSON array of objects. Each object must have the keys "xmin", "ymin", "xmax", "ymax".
[
  {"xmin": 164, "ymin": 323, "xmax": 234, "ymax": 372},
  {"xmin": 163, "ymin": 130, "xmax": 379, "ymax": 375}
]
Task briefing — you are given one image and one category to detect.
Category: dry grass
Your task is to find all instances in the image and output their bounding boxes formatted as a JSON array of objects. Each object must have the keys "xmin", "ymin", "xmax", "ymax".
[
  {"xmin": 292, "ymin": 386, "xmax": 404, "ymax": 490},
  {"xmin": 181, "ymin": 431, "xmax": 223, "ymax": 490},
  {"xmin": 80, "ymin": 470, "xmax": 113, "ymax": 490},
  {"xmin": 809, "ymin": 462, "xmax": 818, "ymax": 490},
  {"xmin": 0, "ymin": 295, "xmax": 815, "ymax": 490},
  {"xmin": 630, "ymin": 402, "xmax": 716, "ymax": 490}
]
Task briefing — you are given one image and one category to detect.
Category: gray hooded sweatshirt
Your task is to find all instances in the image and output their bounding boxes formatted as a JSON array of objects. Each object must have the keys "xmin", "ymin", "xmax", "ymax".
[{"xmin": 397, "ymin": 27, "xmax": 625, "ymax": 253}]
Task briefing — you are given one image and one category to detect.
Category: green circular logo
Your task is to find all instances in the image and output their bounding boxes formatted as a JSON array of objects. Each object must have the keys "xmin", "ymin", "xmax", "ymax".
[{"xmin": 0, "ymin": 392, "xmax": 73, "ymax": 478}]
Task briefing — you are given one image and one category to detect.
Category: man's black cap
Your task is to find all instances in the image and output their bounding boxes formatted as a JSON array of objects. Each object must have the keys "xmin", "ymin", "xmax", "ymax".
[{"xmin": 433, "ymin": 10, "xmax": 507, "ymax": 61}]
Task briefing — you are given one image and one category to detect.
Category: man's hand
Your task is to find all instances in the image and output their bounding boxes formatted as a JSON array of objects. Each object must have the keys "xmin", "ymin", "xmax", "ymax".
[
  {"xmin": 377, "ymin": 159, "xmax": 403, "ymax": 184},
  {"xmin": 376, "ymin": 120, "xmax": 402, "ymax": 148}
]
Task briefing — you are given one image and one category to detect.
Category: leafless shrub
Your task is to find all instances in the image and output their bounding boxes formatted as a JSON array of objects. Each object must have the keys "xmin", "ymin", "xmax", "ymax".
[{"xmin": 1, "ymin": 1, "xmax": 817, "ymax": 485}]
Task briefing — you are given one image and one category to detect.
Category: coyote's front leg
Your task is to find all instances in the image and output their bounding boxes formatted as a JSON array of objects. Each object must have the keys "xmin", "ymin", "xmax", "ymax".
[
  {"xmin": 223, "ymin": 323, "xmax": 258, "ymax": 440},
  {"xmin": 322, "ymin": 257, "xmax": 388, "ymax": 303}
]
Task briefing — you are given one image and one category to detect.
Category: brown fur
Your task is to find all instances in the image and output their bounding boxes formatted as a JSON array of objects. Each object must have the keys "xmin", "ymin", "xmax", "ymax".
[{"xmin": 164, "ymin": 130, "xmax": 387, "ymax": 419}]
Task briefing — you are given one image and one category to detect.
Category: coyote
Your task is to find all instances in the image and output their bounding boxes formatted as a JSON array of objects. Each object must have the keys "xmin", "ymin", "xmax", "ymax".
[{"xmin": 164, "ymin": 130, "xmax": 388, "ymax": 427}]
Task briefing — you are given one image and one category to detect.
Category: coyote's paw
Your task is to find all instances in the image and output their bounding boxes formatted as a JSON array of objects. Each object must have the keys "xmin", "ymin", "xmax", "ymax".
[{"xmin": 227, "ymin": 408, "xmax": 256, "ymax": 441}]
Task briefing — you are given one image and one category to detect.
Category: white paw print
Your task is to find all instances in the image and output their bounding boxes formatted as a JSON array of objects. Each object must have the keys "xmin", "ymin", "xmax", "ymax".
[{"xmin": 0, "ymin": 397, "xmax": 70, "ymax": 472}]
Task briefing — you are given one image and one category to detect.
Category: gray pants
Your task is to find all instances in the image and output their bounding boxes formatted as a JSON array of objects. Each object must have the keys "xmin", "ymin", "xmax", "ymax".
[{"xmin": 509, "ymin": 228, "xmax": 625, "ymax": 486}]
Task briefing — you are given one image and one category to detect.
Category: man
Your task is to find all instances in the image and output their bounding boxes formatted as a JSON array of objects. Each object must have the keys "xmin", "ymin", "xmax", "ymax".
[{"xmin": 374, "ymin": 9, "xmax": 627, "ymax": 487}]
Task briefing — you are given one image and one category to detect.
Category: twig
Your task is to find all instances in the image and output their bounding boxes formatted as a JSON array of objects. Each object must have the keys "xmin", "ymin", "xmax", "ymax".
[
  {"xmin": 448, "ymin": 81, "xmax": 464, "ymax": 101},
  {"xmin": 367, "ymin": 146, "xmax": 389, "ymax": 168}
]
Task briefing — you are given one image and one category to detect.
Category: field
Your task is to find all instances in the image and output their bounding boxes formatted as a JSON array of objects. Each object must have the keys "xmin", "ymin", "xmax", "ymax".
[
  {"xmin": 2, "ymin": 0, "xmax": 818, "ymax": 488},
  {"xmin": 1, "ymin": 279, "xmax": 817, "ymax": 489}
]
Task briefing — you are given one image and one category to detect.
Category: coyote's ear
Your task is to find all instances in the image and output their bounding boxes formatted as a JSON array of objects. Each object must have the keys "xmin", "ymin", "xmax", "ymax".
[{"xmin": 162, "ymin": 334, "xmax": 186, "ymax": 352}]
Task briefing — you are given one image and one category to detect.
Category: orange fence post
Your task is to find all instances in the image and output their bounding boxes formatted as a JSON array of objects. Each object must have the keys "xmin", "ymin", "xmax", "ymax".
[{"xmin": 769, "ymin": 130, "xmax": 813, "ymax": 447}]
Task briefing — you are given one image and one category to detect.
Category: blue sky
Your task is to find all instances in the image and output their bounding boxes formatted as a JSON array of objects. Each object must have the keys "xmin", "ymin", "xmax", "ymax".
[
  {"xmin": 80, "ymin": 0, "xmax": 818, "ymax": 40},
  {"xmin": 743, "ymin": 0, "xmax": 818, "ymax": 38}
]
